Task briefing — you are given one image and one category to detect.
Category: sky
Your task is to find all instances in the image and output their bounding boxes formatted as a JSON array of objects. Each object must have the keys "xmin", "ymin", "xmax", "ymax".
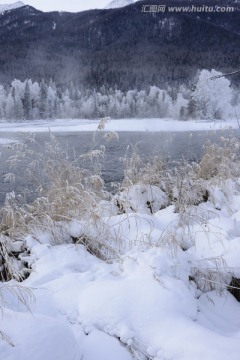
[{"xmin": 0, "ymin": 0, "xmax": 110, "ymax": 12}]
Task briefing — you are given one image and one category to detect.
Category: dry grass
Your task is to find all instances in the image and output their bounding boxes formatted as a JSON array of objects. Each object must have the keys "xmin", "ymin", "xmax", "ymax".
[
  {"xmin": 0, "ymin": 131, "xmax": 240, "ymax": 300},
  {"xmin": 198, "ymin": 137, "xmax": 240, "ymax": 180}
]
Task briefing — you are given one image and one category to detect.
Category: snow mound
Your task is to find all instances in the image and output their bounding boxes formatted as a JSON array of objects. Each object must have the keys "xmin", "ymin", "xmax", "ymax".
[
  {"xmin": 3, "ymin": 241, "xmax": 239, "ymax": 360},
  {"xmin": 0, "ymin": 1, "xmax": 24, "ymax": 14},
  {"xmin": 114, "ymin": 184, "xmax": 168, "ymax": 214},
  {"xmin": 0, "ymin": 310, "xmax": 79, "ymax": 360}
]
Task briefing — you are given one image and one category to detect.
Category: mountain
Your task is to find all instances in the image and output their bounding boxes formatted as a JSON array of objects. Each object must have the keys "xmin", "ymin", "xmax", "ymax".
[
  {"xmin": 0, "ymin": 1, "xmax": 24, "ymax": 14},
  {"xmin": 105, "ymin": 0, "xmax": 135, "ymax": 9},
  {"xmin": 0, "ymin": 0, "xmax": 239, "ymax": 90}
]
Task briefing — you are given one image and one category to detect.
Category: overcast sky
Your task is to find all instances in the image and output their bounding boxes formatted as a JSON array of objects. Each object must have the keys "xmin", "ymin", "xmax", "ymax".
[{"xmin": 0, "ymin": 0, "xmax": 110, "ymax": 12}]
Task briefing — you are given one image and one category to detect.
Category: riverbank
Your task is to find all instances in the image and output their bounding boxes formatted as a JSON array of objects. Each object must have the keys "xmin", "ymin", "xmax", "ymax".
[
  {"xmin": 1, "ymin": 179, "xmax": 240, "ymax": 360},
  {"xmin": 0, "ymin": 131, "xmax": 240, "ymax": 359},
  {"xmin": 0, "ymin": 118, "xmax": 239, "ymax": 134}
]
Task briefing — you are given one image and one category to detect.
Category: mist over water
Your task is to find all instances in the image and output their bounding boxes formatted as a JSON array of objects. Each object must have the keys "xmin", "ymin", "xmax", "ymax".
[{"xmin": 0, "ymin": 129, "xmax": 237, "ymax": 206}]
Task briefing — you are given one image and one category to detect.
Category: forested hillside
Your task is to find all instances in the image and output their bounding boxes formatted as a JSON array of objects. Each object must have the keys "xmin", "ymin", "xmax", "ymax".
[{"xmin": 0, "ymin": 0, "xmax": 239, "ymax": 90}]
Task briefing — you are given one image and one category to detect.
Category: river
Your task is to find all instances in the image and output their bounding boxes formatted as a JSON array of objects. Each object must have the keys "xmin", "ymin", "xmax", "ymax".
[{"xmin": 0, "ymin": 129, "xmax": 238, "ymax": 206}]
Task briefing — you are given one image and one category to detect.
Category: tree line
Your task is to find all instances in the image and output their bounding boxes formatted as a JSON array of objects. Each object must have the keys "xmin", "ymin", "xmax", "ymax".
[{"xmin": 0, "ymin": 70, "xmax": 238, "ymax": 121}]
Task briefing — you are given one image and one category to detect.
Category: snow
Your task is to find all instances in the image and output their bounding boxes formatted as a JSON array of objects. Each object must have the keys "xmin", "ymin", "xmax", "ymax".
[
  {"xmin": 0, "ymin": 310, "xmax": 80, "ymax": 360},
  {"xmin": 105, "ymin": 0, "xmax": 135, "ymax": 10},
  {"xmin": 192, "ymin": 69, "xmax": 232, "ymax": 120},
  {"xmin": 0, "ymin": 118, "xmax": 239, "ymax": 133},
  {"xmin": 0, "ymin": 1, "xmax": 24, "ymax": 14},
  {"xmin": 1, "ymin": 120, "xmax": 240, "ymax": 359},
  {"xmin": 114, "ymin": 184, "xmax": 168, "ymax": 214},
  {"xmin": 1, "ymin": 180, "xmax": 240, "ymax": 359},
  {"xmin": 0, "ymin": 137, "xmax": 20, "ymax": 145}
]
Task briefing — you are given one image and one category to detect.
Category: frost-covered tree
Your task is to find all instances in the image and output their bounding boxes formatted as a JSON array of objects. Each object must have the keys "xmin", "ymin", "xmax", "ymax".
[
  {"xmin": 47, "ymin": 85, "xmax": 57, "ymax": 119},
  {"xmin": 5, "ymin": 93, "xmax": 15, "ymax": 120},
  {"xmin": 0, "ymin": 85, "xmax": 6, "ymax": 118},
  {"xmin": 0, "ymin": 73, "xmax": 238, "ymax": 121},
  {"xmin": 171, "ymin": 93, "xmax": 188, "ymax": 119},
  {"xmin": 13, "ymin": 92, "xmax": 24, "ymax": 121},
  {"xmin": 191, "ymin": 69, "xmax": 232, "ymax": 120}
]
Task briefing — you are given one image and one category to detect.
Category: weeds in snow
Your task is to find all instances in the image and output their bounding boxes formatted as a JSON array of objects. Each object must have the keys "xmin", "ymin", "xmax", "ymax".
[
  {"xmin": 0, "ymin": 126, "xmax": 240, "ymax": 305},
  {"xmin": 198, "ymin": 136, "xmax": 240, "ymax": 180}
]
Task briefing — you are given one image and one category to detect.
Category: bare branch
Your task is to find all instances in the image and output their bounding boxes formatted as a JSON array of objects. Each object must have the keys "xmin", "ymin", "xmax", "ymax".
[{"xmin": 210, "ymin": 69, "xmax": 240, "ymax": 80}]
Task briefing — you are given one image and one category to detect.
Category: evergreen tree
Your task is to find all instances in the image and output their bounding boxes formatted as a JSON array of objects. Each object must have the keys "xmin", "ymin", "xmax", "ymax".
[
  {"xmin": 23, "ymin": 80, "xmax": 32, "ymax": 120},
  {"xmin": 39, "ymin": 80, "xmax": 48, "ymax": 119},
  {"xmin": 187, "ymin": 98, "xmax": 197, "ymax": 119}
]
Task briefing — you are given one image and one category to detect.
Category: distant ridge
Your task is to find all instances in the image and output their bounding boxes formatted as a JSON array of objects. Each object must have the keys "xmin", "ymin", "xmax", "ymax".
[
  {"xmin": 105, "ymin": 0, "xmax": 135, "ymax": 9},
  {"xmin": 0, "ymin": 1, "xmax": 25, "ymax": 13},
  {"xmin": 0, "ymin": 0, "xmax": 239, "ymax": 88}
]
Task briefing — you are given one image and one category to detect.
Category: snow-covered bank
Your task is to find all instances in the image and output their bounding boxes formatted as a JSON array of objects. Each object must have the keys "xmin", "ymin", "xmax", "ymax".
[
  {"xmin": 1, "ymin": 182, "xmax": 240, "ymax": 360},
  {"xmin": 0, "ymin": 137, "xmax": 19, "ymax": 145},
  {"xmin": 1, "ymin": 130, "xmax": 240, "ymax": 360},
  {"xmin": 0, "ymin": 118, "xmax": 239, "ymax": 133}
]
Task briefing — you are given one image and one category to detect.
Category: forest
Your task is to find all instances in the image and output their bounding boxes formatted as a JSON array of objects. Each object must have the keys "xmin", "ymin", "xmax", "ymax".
[
  {"xmin": 0, "ymin": 69, "xmax": 238, "ymax": 121},
  {"xmin": 0, "ymin": 0, "xmax": 239, "ymax": 89}
]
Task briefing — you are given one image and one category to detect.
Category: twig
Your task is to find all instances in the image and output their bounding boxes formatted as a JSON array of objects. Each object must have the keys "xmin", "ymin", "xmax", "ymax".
[{"xmin": 210, "ymin": 69, "xmax": 240, "ymax": 80}]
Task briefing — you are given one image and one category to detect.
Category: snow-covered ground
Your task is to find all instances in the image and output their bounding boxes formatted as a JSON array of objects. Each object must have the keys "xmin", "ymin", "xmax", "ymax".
[
  {"xmin": 0, "ymin": 137, "xmax": 19, "ymax": 145},
  {"xmin": 1, "ymin": 118, "xmax": 240, "ymax": 360},
  {"xmin": 0, "ymin": 118, "xmax": 239, "ymax": 133},
  {"xmin": 1, "ymin": 180, "xmax": 240, "ymax": 359}
]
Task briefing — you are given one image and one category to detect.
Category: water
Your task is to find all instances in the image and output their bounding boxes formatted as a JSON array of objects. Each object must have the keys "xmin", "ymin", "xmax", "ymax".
[{"xmin": 0, "ymin": 129, "xmax": 238, "ymax": 206}]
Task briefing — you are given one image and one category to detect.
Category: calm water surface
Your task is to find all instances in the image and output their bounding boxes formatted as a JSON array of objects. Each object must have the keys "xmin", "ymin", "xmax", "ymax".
[{"xmin": 0, "ymin": 129, "xmax": 238, "ymax": 206}]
